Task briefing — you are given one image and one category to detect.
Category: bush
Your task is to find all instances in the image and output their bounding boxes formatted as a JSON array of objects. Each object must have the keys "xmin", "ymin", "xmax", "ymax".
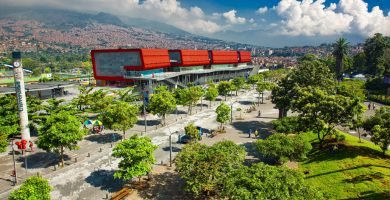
[
  {"xmin": 256, "ymin": 134, "xmax": 312, "ymax": 165},
  {"xmin": 9, "ymin": 175, "xmax": 51, "ymax": 200},
  {"xmin": 272, "ymin": 116, "xmax": 301, "ymax": 134},
  {"xmin": 368, "ymin": 94, "xmax": 390, "ymax": 105}
]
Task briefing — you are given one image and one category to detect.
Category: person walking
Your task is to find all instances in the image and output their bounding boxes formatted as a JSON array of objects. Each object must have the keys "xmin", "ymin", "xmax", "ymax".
[
  {"xmin": 372, "ymin": 103, "xmax": 376, "ymax": 110},
  {"xmin": 29, "ymin": 141, "xmax": 34, "ymax": 152},
  {"xmin": 255, "ymin": 129, "xmax": 259, "ymax": 138},
  {"xmin": 368, "ymin": 103, "xmax": 371, "ymax": 110}
]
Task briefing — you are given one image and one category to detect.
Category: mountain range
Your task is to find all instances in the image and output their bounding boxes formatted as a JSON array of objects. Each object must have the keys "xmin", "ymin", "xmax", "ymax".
[{"xmin": 0, "ymin": 7, "xmax": 262, "ymax": 52}]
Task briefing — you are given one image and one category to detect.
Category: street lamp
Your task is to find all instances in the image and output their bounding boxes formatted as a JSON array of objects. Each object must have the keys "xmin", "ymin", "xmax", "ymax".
[{"xmin": 230, "ymin": 101, "xmax": 237, "ymax": 123}]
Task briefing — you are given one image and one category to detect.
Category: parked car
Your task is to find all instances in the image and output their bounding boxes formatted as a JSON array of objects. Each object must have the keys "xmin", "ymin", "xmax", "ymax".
[{"xmin": 178, "ymin": 135, "xmax": 192, "ymax": 144}]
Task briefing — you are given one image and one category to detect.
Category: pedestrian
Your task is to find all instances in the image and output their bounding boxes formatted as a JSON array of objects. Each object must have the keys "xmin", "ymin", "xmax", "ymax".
[
  {"xmin": 372, "ymin": 103, "xmax": 376, "ymax": 110},
  {"xmin": 249, "ymin": 129, "xmax": 252, "ymax": 138},
  {"xmin": 29, "ymin": 141, "xmax": 34, "ymax": 152},
  {"xmin": 258, "ymin": 110, "xmax": 262, "ymax": 117},
  {"xmin": 255, "ymin": 129, "xmax": 259, "ymax": 138},
  {"xmin": 368, "ymin": 103, "xmax": 371, "ymax": 110}
]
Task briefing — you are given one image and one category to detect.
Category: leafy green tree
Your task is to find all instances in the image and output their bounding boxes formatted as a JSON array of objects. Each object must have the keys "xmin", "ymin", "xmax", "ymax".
[
  {"xmin": 351, "ymin": 52, "xmax": 367, "ymax": 74},
  {"xmin": 175, "ymin": 141, "xmax": 246, "ymax": 197},
  {"xmin": 204, "ymin": 83, "xmax": 219, "ymax": 108},
  {"xmin": 256, "ymin": 81, "xmax": 276, "ymax": 104},
  {"xmin": 222, "ymin": 163, "xmax": 324, "ymax": 200},
  {"xmin": 363, "ymin": 33, "xmax": 389, "ymax": 76},
  {"xmin": 89, "ymin": 89, "xmax": 114, "ymax": 114},
  {"xmin": 337, "ymin": 79, "xmax": 366, "ymax": 101},
  {"xmin": 263, "ymin": 69, "xmax": 288, "ymax": 82},
  {"xmin": 178, "ymin": 86, "xmax": 204, "ymax": 115},
  {"xmin": 72, "ymin": 86, "xmax": 93, "ymax": 111},
  {"xmin": 38, "ymin": 111, "xmax": 86, "ymax": 167},
  {"xmin": 0, "ymin": 127, "xmax": 10, "ymax": 153},
  {"xmin": 292, "ymin": 87, "xmax": 364, "ymax": 148},
  {"xmin": 272, "ymin": 60, "xmax": 335, "ymax": 118},
  {"xmin": 217, "ymin": 81, "xmax": 233, "ymax": 101},
  {"xmin": 148, "ymin": 88, "xmax": 176, "ymax": 125},
  {"xmin": 9, "ymin": 175, "xmax": 51, "ymax": 200},
  {"xmin": 112, "ymin": 135, "xmax": 157, "ymax": 182},
  {"xmin": 256, "ymin": 134, "xmax": 312, "ymax": 164},
  {"xmin": 272, "ymin": 116, "xmax": 301, "ymax": 135},
  {"xmin": 113, "ymin": 87, "xmax": 140, "ymax": 102},
  {"xmin": 184, "ymin": 123, "xmax": 199, "ymax": 142},
  {"xmin": 216, "ymin": 103, "xmax": 231, "ymax": 129},
  {"xmin": 247, "ymin": 74, "xmax": 263, "ymax": 88},
  {"xmin": 103, "ymin": 101, "xmax": 138, "ymax": 139},
  {"xmin": 333, "ymin": 38, "xmax": 349, "ymax": 82},
  {"xmin": 363, "ymin": 107, "xmax": 390, "ymax": 155},
  {"xmin": 232, "ymin": 77, "xmax": 245, "ymax": 96}
]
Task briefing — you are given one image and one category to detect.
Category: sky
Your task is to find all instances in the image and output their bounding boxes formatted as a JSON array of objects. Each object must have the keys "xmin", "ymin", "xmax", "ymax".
[{"xmin": 1, "ymin": 0, "xmax": 389, "ymax": 46}]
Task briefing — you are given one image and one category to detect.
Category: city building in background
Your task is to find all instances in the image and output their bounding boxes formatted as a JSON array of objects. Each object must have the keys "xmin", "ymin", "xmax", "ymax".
[{"xmin": 91, "ymin": 48, "xmax": 253, "ymax": 90}]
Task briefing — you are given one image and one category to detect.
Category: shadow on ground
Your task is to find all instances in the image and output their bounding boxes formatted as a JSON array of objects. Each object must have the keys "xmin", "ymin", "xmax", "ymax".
[
  {"xmin": 85, "ymin": 133, "xmax": 122, "ymax": 144},
  {"xmin": 238, "ymin": 100, "xmax": 255, "ymax": 105},
  {"xmin": 342, "ymin": 190, "xmax": 390, "ymax": 200},
  {"xmin": 137, "ymin": 171, "xmax": 193, "ymax": 200},
  {"xmin": 17, "ymin": 152, "xmax": 70, "ymax": 168},
  {"xmin": 342, "ymin": 172, "xmax": 385, "ymax": 183},
  {"xmin": 137, "ymin": 119, "xmax": 161, "ymax": 126},
  {"xmin": 232, "ymin": 121, "xmax": 273, "ymax": 139},
  {"xmin": 162, "ymin": 146, "xmax": 181, "ymax": 152},
  {"xmin": 304, "ymin": 143, "xmax": 389, "ymax": 165},
  {"xmin": 85, "ymin": 170, "xmax": 125, "ymax": 193}
]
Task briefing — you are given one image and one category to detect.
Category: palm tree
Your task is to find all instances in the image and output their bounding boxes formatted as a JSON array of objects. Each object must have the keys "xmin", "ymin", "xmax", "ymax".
[{"xmin": 333, "ymin": 38, "xmax": 349, "ymax": 82}]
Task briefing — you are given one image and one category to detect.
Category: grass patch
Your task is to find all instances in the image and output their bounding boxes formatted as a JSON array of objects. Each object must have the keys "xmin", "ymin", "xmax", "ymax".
[
  {"xmin": 299, "ymin": 132, "xmax": 390, "ymax": 200},
  {"xmin": 0, "ymin": 76, "xmax": 40, "ymax": 84}
]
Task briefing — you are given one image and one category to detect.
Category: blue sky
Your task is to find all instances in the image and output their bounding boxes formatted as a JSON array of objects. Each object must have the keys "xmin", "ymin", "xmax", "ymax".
[{"xmin": 2, "ymin": 0, "xmax": 389, "ymax": 46}]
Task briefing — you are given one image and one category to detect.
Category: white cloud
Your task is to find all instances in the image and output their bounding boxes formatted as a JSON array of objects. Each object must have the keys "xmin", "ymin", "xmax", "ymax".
[
  {"xmin": 249, "ymin": 18, "xmax": 255, "ymax": 23},
  {"xmin": 274, "ymin": 0, "xmax": 389, "ymax": 37},
  {"xmin": 256, "ymin": 6, "xmax": 268, "ymax": 14},
  {"xmin": 223, "ymin": 10, "xmax": 246, "ymax": 24}
]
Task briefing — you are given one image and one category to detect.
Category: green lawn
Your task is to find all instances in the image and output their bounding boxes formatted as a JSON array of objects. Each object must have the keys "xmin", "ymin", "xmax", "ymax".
[
  {"xmin": 299, "ymin": 132, "xmax": 390, "ymax": 200},
  {"xmin": 0, "ymin": 76, "xmax": 41, "ymax": 84}
]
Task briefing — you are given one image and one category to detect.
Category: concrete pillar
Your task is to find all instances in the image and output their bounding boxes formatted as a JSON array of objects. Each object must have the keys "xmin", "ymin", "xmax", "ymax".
[{"xmin": 12, "ymin": 52, "xmax": 30, "ymax": 141}]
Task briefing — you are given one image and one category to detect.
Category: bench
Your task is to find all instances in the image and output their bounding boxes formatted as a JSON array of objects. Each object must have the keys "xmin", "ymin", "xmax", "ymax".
[{"xmin": 111, "ymin": 188, "xmax": 133, "ymax": 200}]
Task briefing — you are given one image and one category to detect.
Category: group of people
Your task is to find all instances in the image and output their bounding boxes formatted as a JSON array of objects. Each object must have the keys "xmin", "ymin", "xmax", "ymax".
[
  {"xmin": 91, "ymin": 125, "xmax": 105, "ymax": 134},
  {"xmin": 368, "ymin": 102, "xmax": 376, "ymax": 110}
]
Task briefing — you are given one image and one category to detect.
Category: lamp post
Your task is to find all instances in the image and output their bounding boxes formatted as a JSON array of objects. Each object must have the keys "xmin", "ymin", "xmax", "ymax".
[
  {"xmin": 10, "ymin": 139, "xmax": 17, "ymax": 185},
  {"xmin": 230, "ymin": 101, "xmax": 237, "ymax": 123}
]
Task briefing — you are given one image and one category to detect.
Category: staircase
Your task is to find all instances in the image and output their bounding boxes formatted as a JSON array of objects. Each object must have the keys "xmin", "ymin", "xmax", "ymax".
[{"xmin": 163, "ymin": 78, "xmax": 187, "ymax": 89}]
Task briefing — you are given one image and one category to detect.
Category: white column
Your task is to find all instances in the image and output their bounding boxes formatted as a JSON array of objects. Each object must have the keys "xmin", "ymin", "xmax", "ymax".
[{"xmin": 13, "ymin": 54, "xmax": 30, "ymax": 141}]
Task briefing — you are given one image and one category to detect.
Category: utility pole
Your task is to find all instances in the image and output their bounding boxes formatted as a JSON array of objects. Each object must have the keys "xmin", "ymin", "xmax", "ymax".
[
  {"xmin": 143, "ymin": 102, "xmax": 147, "ymax": 135},
  {"xmin": 12, "ymin": 52, "xmax": 30, "ymax": 142},
  {"xmin": 11, "ymin": 139, "xmax": 17, "ymax": 185},
  {"xmin": 169, "ymin": 134, "xmax": 172, "ymax": 167}
]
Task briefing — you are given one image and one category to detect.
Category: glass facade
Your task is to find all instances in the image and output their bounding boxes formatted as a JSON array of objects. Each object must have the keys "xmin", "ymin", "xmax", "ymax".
[
  {"xmin": 126, "ymin": 68, "xmax": 164, "ymax": 77},
  {"xmin": 94, "ymin": 52, "xmax": 142, "ymax": 77}
]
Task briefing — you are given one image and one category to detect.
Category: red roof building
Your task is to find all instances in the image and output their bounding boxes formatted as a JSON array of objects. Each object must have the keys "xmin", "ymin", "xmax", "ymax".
[
  {"xmin": 210, "ymin": 50, "xmax": 239, "ymax": 64},
  {"xmin": 169, "ymin": 49, "xmax": 210, "ymax": 66}
]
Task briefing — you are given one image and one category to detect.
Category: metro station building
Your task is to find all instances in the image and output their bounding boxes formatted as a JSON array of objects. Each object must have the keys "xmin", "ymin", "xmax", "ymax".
[{"xmin": 91, "ymin": 48, "xmax": 253, "ymax": 90}]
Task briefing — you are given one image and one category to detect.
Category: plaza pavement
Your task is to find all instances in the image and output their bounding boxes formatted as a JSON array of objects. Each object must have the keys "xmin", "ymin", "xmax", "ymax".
[{"xmin": 0, "ymin": 89, "xmax": 275, "ymax": 199}]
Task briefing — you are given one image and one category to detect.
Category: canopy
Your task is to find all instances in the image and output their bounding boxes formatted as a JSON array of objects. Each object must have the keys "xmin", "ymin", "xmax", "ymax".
[
  {"xmin": 83, "ymin": 120, "xmax": 93, "ymax": 125},
  {"xmin": 93, "ymin": 120, "xmax": 103, "ymax": 126}
]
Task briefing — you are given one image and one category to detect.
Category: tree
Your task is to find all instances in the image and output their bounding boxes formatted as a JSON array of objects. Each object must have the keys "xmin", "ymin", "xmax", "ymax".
[
  {"xmin": 337, "ymin": 79, "xmax": 366, "ymax": 102},
  {"xmin": 222, "ymin": 163, "xmax": 324, "ymax": 200},
  {"xmin": 272, "ymin": 116, "xmax": 301, "ymax": 135},
  {"xmin": 112, "ymin": 135, "xmax": 157, "ymax": 182},
  {"xmin": 292, "ymin": 87, "xmax": 364, "ymax": 148},
  {"xmin": 9, "ymin": 175, "xmax": 51, "ymax": 200},
  {"xmin": 333, "ymin": 38, "xmax": 349, "ymax": 82},
  {"xmin": 103, "ymin": 101, "xmax": 138, "ymax": 139},
  {"xmin": 185, "ymin": 86, "xmax": 204, "ymax": 115},
  {"xmin": 175, "ymin": 141, "xmax": 246, "ymax": 197},
  {"xmin": 232, "ymin": 77, "xmax": 245, "ymax": 96},
  {"xmin": 72, "ymin": 86, "xmax": 93, "ymax": 111},
  {"xmin": 351, "ymin": 52, "xmax": 367, "ymax": 74},
  {"xmin": 204, "ymin": 83, "xmax": 218, "ymax": 108},
  {"xmin": 216, "ymin": 103, "xmax": 231, "ymax": 129},
  {"xmin": 363, "ymin": 107, "xmax": 390, "ymax": 155},
  {"xmin": 184, "ymin": 123, "xmax": 199, "ymax": 142},
  {"xmin": 148, "ymin": 88, "xmax": 176, "ymax": 125},
  {"xmin": 217, "ymin": 81, "xmax": 232, "ymax": 101},
  {"xmin": 363, "ymin": 33, "xmax": 389, "ymax": 76},
  {"xmin": 113, "ymin": 87, "xmax": 140, "ymax": 102},
  {"xmin": 89, "ymin": 89, "xmax": 114, "ymax": 114},
  {"xmin": 247, "ymin": 74, "xmax": 263, "ymax": 89},
  {"xmin": 256, "ymin": 81, "xmax": 276, "ymax": 104},
  {"xmin": 256, "ymin": 134, "xmax": 312, "ymax": 164},
  {"xmin": 38, "ymin": 111, "xmax": 86, "ymax": 167},
  {"xmin": 271, "ymin": 60, "xmax": 335, "ymax": 118}
]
